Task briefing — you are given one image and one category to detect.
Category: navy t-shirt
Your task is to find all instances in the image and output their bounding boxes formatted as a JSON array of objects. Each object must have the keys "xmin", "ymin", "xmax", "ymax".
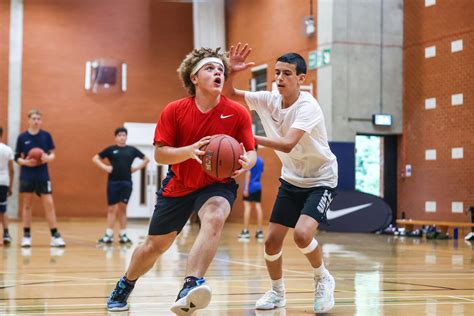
[
  {"xmin": 15, "ymin": 130, "xmax": 55, "ymax": 181},
  {"xmin": 247, "ymin": 156, "xmax": 264, "ymax": 193},
  {"xmin": 98, "ymin": 145, "xmax": 145, "ymax": 182}
]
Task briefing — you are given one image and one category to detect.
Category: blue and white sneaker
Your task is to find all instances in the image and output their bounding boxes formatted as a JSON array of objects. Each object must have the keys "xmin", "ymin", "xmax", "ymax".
[
  {"xmin": 170, "ymin": 277, "xmax": 212, "ymax": 315},
  {"xmin": 313, "ymin": 273, "xmax": 335, "ymax": 313},
  {"xmin": 107, "ymin": 276, "xmax": 135, "ymax": 311}
]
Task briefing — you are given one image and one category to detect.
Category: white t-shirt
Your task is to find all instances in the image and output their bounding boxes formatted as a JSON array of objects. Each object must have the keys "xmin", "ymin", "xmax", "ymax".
[
  {"xmin": 0, "ymin": 143, "xmax": 14, "ymax": 186},
  {"xmin": 245, "ymin": 90, "xmax": 338, "ymax": 188}
]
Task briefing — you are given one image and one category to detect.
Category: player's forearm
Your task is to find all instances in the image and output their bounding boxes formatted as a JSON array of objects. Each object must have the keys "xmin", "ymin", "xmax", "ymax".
[
  {"xmin": 136, "ymin": 157, "xmax": 150, "ymax": 170},
  {"xmin": 16, "ymin": 157, "xmax": 26, "ymax": 166},
  {"xmin": 92, "ymin": 155, "xmax": 109, "ymax": 172},
  {"xmin": 47, "ymin": 152, "xmax": 55, "ymax": 162},
  {"xmin": 246, "ymin": 150, "xmax": 257, "ymax": 169},
  {"xmin": 154, "ymin": 146, "xmax": 193, "ymax": 165},
  {"xmin": 255, "ymin": 135, "xmax": 294, "ymax": 153},
  {"xmin": 223, "ymin": 72, "xmax": 247, "ymax": 104},
  {"xmin": 243, "ymin": 171, "xmax": 251, "ymax": 191},
  {"xmin": 8, "ymin": 167, "xmax": 13, "ymax": 188}
]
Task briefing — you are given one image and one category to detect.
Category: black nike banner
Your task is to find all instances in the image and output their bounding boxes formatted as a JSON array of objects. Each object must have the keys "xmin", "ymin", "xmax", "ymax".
[{"xmin": 319, "ymin": 191, "xmax": 392, "ymax": 233}]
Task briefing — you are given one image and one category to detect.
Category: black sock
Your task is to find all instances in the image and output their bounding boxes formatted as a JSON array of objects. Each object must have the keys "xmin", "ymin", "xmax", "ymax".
[
  {"xmin": 183, "ymin": 276, "xmax": 199, "ymax": 288},
  {"xmin": 3, "ymin": 229, "xmax": 8, "ymax": 235},
  {"xmin": 50, "ymin": 228, "xmax": 60, "ymax": 238},
  {"xmin": 24, "ymin": 227, "xmax": 31, "ymax": 237},
  {"xmin": 123, "ymin": 276, "xmax": 136, "ymax": 287}
]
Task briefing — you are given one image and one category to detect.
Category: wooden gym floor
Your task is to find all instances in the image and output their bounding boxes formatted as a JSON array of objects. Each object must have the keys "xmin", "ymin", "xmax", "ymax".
[{"xmin": 0, "ymin": 220, "xmax": 473, "ymax": 315}]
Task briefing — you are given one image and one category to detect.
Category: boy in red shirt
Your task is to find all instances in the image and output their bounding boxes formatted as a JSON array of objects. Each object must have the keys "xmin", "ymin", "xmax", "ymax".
[{"xmin": 107, "ymin": 47, "xmax": 256, "ymax": 315}]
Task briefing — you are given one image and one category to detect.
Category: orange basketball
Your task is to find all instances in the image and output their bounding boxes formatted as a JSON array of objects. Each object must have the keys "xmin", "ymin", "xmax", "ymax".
[
  {"xmin": 201, "ymin": 134, "xmax": 243, "ymax": 179},
  {"xmin": 27, "ymin": 147, "xmax": 44, "ymax": 164}
]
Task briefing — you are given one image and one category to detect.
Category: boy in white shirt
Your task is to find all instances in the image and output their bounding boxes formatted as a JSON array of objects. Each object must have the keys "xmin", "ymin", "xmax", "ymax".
[
  {"xmin": 225, "ymin": 43, "xmax": 338, "ymax": 313},
  {"xmin": 0, "ymin": 127, "xmax": 14, "ymax": 244}
]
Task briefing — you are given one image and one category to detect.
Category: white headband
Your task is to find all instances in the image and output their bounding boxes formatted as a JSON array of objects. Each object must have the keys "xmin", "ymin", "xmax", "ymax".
[{"xmin": 190, "ymin": 57, "xmax": 224, "ymax": 76}]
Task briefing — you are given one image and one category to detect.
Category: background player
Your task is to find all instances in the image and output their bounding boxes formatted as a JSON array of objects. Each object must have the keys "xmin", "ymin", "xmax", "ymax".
[
  {"xmin": 15, "ymin": 109, "xmax": 66, "ymax": 248},
  {"xmin": 239, "ymin": 144, "xmax": 264, "ymax": 240},
  {"xmin": 0, "ymin": 126, "xmax": 14, "ymax": 244},
  {"xmin": 93, "ymin": 127, "xmax": 149, "ymax": 244}
]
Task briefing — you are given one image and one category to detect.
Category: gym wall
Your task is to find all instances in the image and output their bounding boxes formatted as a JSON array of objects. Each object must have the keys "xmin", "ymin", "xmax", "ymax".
[
  {"xmin": 399, "ymin": 0, "xmax": 473, "ymax": 221},
  {"xmin": 2, "ymin": 0, "xmax": 194, "ymax": 217}
]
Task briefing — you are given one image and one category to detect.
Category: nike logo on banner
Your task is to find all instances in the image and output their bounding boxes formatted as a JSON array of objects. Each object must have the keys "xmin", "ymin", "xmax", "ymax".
[
  {"xmin": 220, "ymin": 114, "xmax": 234, "ymax": 119},
  {"xmin": 326, "ymin": 203, "xmax": 372, "ymax": 220}
]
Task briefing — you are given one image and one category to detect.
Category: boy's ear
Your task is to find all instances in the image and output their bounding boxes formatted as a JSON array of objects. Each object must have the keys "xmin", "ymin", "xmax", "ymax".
[
  {"xmin": 298, "ymin": 73, "xmax": 306, "ymax": 84},
  {"xmin": 190, "ymin": 74, "xmax": 198, "ymax": 85}
]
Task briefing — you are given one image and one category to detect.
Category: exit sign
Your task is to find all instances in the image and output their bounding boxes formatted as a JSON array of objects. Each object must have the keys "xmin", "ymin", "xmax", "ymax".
[{"xmin": 308, "ymin": 48, "xmax": 331, "ymax": 69}]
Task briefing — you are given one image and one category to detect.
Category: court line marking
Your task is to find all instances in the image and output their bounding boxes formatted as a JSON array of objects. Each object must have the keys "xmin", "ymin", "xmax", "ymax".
[
  {"xmin": 448, "ymin": 295, "xmax": 474, "ymax": 303},
  {"xmin": 2, "ymin": 300, "xmax": 474, "ymax": 315}
]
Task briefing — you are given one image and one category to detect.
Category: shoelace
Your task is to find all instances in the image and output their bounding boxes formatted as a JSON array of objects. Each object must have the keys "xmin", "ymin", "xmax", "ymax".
[
  {"xmin": 315, "ymin": 276, "xmax": 329, "ymax": 298},
  {"xmin": 176, "ymin": 278, "xmax": 206, "ymax": 301},
  {"xmin": 260, "ymin": 290, "xmax": 280, "ymax": 303},
  {"xmin": 110, "ymin": 281, "xmax": 131, "ymax": 302}
]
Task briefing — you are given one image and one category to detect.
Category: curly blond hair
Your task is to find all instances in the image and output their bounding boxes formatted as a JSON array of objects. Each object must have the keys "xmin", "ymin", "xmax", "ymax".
[{"xmin": 178, "ymin": 47, "xmax": 229, "ymax": 96}]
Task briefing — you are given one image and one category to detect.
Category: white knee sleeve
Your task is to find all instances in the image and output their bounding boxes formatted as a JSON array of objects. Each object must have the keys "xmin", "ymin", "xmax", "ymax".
[
  {"xmin": 264, "ymin": 249, "xmax": 282, "ymax": 262},
  {"xmin": 299, "ymin": 238, "xmax": 318, "ymax": 254}
]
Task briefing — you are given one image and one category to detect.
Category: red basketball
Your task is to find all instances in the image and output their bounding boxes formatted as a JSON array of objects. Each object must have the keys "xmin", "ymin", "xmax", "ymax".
[
  {"xmin": 201, "ymin": 134, "xmax": 243, "ymax": 179},
  {"xmin": 27, "ymin": 147, "xmax": 44, "ymax": 164}
]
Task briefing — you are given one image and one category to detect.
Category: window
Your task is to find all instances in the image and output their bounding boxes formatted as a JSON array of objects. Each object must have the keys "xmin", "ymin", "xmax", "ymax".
[{"xmin": 355, "ymin": 135, "xmax": 384, "ymax": 197}]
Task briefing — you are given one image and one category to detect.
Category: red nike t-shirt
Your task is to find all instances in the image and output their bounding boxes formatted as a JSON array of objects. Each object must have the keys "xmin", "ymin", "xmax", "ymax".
[{"xmin": 154, "ymin": 95, "xmax": 255, "ymax": 197}]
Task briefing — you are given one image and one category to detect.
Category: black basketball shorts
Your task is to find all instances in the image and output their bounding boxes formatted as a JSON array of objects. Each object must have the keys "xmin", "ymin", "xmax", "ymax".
[
  {"xmin": 270, "ymin": 178, "xmax": 336, "ymax": 228},
  {"xmin": 148, "ymin": 180, "xmax": 238, "ymax": 235},
  {"xmin": 20, "ymin": 179, "xmax": 52, "ymax": 196},
  {"xmin": 107, "ymin": 180, "xmax": 133, "ymax": 205},
  {"xmin": 243, "ymin": 190, "xmax": 262, "ymax": 202},
  {"xmin": 0, "ymin": 185, "xmax": 8, "ymax": 213}
]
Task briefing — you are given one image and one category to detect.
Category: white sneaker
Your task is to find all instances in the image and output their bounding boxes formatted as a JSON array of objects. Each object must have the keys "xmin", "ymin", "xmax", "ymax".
[
  {"xmin": 255, "ymin": 290, "xmax": 286, "ymax": 310},
  {"xmin": 50, "ymin": 236, "xmax": 66, "ymax": 247},
  {"xmin": 465, "ymin": 232, "xmax": 474, "ymax": 241},
  {"xmin": 170, "ymin": 284, "xmax": 212, "ymax": 315},
  {"xmin": 313, "ymin": 273, "xmax": 335, "ymax": 313},
  {"xmin": 21, "ymin": 236, "xmax": 32, "ymax": 248}
]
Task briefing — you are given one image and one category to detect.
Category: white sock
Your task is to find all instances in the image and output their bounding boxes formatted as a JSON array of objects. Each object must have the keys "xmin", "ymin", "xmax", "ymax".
[
  {"xmin": 271, "ymin": 278, "xmax": 285, "ymax": 296},
  {"xmin": 314, "ymin": 262, "xmax": 329, "ymax": 278},
  {"xmin": 120, "ymin": 229, "xmax": 127, "ymax": 236},
  {"xmin": 106, "ymin": 228, "xmax": 113, "ymax": 237}
]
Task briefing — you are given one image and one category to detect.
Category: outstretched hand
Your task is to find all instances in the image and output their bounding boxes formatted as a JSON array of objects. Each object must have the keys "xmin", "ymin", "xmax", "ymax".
[{"xmin": 229, "ymin": 43, "xmax": 255, "ymax": 73}]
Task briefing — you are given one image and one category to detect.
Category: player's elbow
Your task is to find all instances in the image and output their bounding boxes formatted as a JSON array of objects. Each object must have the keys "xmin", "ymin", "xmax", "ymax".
[
  {"xmin": 154, "ymin": 149, "xmax": 166, "ymax": 164},
  {"xmin": 281, "ymin": 143, "xmax": 294, "ymax": 153}
]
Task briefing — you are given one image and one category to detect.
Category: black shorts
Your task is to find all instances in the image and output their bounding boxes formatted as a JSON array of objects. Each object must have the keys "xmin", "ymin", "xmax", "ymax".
[
  {"xmin": 148, "ymin": 181, "xmax": 238, "ymax": 235},
  {"xmin": 20, "ymin": 179, "xmax": 52, "ymax": 196},
  {"xmin": 0, "ymin": 185, "xmax": 8, "ymax": 213},
  {"xmin": 243, "ymin": 190, "xmax": 262, "ymax": 202},
  {"xmin": 107, "ymin": 181, "xmax": 133, "ymax": 205},
  {"xmin": 270, "ymin": 178, "xmax": 336, "ymax": 228}
]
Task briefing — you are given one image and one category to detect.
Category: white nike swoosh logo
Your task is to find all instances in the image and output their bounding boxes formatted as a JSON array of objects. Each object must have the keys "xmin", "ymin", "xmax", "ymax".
[
  {"xmin": 220, "ymin": 114, "xmax": 234, "ymax": 119},
  {"xmin": 326, "ymin": 203, "xmax": 372, "ymax": 220}
]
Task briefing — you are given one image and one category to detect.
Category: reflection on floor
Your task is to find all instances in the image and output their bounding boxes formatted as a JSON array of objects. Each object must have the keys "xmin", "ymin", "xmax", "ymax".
[{"xmin": 0, "ymin": 220, "xmax": 473, "ymax": 315}]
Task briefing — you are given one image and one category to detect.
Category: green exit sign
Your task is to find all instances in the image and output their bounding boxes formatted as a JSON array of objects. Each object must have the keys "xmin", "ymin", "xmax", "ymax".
[{"xmin": 308, "ymin": 48, "xmax": 331, "ymax": 70}]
